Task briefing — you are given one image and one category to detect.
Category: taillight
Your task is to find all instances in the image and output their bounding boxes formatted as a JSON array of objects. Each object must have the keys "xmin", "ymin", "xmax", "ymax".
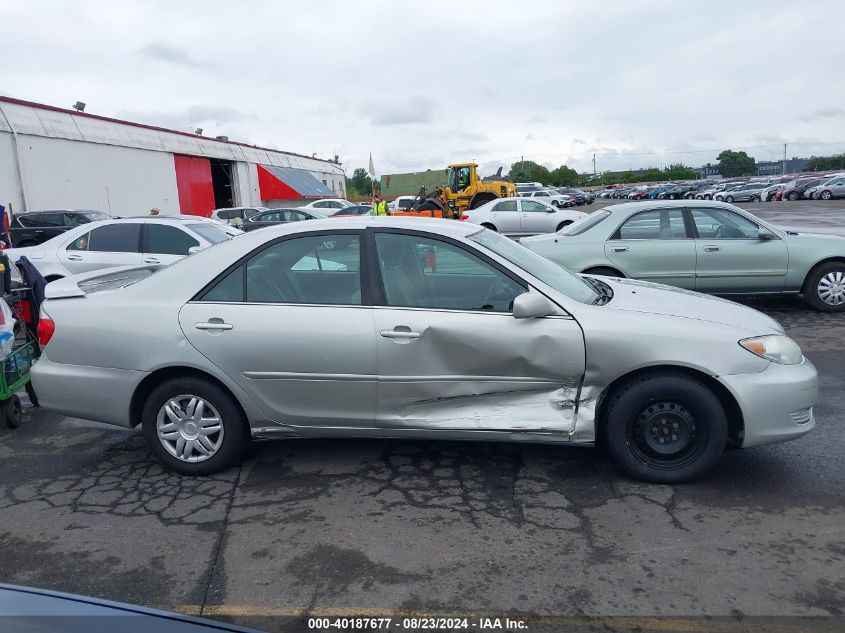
[
  {"xmin": 37, "ymin": 315, "xmax": 55, "ymax": 346},
  {"xmin": 461, "ymin": 214, "xmax": 470, "ymax": 221}
]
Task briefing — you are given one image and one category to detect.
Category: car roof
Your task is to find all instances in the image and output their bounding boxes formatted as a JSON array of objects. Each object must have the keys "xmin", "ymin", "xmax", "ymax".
[
  {"xmin": 251, "ymin": 215, "xmax": 479, "ymax": 238},
  {"xmin": 21, "ymin": 209, "xmax": 104, "ymax": 214}
]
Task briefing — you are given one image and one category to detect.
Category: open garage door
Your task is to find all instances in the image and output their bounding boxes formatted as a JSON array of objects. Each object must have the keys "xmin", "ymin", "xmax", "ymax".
[{"xmin": 174, "ymin": 155, "xmax": 215, "ymax": 216}]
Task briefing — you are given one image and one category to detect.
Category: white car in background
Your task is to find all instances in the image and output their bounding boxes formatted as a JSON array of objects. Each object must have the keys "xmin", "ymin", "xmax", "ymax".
[
  {"xmin": 461, "ymin": 197, "xmax": 585, "ymax": 236},
  {"xmin": 299, "ymin": 199, "xmax": 354, "ymax": 211},
  {"xmin": 5, "ymin": 217, "xmax": 241, "ymax": 282},
  {"xmin": 210, "ymin": 206, "xmax": 268, "ymax": 226},
  {"xmin": 388, "ymin": 196, "xmax": 418, "ymax": 213},
  {"xmin": 519, "ymin": 189, "xmax": 575, "ymax": 208}
]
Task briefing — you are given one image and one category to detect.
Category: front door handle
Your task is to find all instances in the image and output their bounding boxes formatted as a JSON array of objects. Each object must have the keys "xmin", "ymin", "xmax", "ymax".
[
  {"xmin": 380, "ymin": 329, "xmax": 421, "ymax": 340},
  {"xmin": 611, "ymin": 246, "xmax": 629, "ymax": 252},
  {"xmin": 703, "ymin": 245, "xmax": 722, "ymax": 252},
  {"xmin": 67, "ymin": 254, "xmax": 82, "ymax": 261},
  {"xmin": 195, "ymin": 320, "xmax": 233, "ymax": 331},
  {"xmin": 144, "ymin": 257, "xmax": 160, "ymax": 264}
]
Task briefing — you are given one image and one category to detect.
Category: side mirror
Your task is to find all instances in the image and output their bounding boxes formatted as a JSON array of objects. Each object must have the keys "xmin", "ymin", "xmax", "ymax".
[
  {"xmin": 758, "ymin": 227, "xmax": 775, "ymax": 240},
  {"xmin": 188, "ymin": 246, "xmax": 203, "ymax": 255},
  {"xmin": 512, "ymin": 292, "xmax": 555, "ymax": 319},
  {"xmin": 546, "ymin": 207, "xmax": 556, "ymax": 213}
]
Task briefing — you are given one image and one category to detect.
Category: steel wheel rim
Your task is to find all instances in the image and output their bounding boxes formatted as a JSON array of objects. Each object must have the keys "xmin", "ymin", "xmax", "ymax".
[
  {"xmin": 818, "ymin": 271, "xmax": 845, "ymax": 306},
  {"xmin": 156, "ymin": 395, "xmax": 224, "ymax": 463},
  {"xmin": 627, "ymin": 400, "xmax": 706, "ymax": 470}
]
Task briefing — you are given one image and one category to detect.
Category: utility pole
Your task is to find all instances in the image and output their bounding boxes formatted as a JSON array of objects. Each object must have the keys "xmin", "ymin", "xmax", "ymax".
[
  {"xmin": 783, "ymin": 143, "xmax": 787, "ymax": 175},
  {"xmin": 593, "ymin": 153, "xmax": 597, "ymax": 177}
]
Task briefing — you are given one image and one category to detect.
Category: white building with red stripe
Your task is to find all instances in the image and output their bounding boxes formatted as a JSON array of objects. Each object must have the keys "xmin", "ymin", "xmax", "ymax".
[{"xmin": 0, "ymin": 96, "xmax": 346, "ymax": 216}]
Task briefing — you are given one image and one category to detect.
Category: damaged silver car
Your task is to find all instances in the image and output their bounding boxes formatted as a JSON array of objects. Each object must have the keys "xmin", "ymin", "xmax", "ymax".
[{"xmin": 32, "ymin": 217, "xmax": 817, "ymax": 483}]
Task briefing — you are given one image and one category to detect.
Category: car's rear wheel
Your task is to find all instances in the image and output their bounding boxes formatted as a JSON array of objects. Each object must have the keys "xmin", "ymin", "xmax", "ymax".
[
  {"xmin": 820, "ymin": 190, "xmax": 833, "ymax": 200},
  {"xmin": 725, "ymin": 195, "xmax": 734, "ymax": 203},
  {"xmin": 583, "ymin": 266, "xmax": 622, "ymax": 278},
  {"xmin": 603, "ymin": 372, "xmax": 728, "ymax": 483},
  {"xmin": 556, "ymin": 221, "xmax": 573, "ymax": 231},
  {"xmin": 788, "ymin": 191, "xmax": 799, "ymax": 201},
  {"xmin": 804, "ymin": 262, "xmax": 845, "ymax": 312},
  {"xmin": 142, "ymin": 377, "xmax": 249, "ymax": 475}
]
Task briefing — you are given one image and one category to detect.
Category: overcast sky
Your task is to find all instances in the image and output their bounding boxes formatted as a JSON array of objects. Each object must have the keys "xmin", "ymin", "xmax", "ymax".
[{"xmin": 1, "ymin": 0, "xmax": 844, "ymax": 177}]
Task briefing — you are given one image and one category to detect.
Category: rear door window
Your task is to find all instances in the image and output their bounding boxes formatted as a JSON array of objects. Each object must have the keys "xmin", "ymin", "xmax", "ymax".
[
  {"xmin": 145, "ymin": 224, "xmax": 200, "ymax": 255},
  {"xmin": 614, "ymin": 209, "xmax": 687, "ymax": 240},
  {"xmin": 85, "ymin": 223, "xmax": 142, "ymax": 252}
]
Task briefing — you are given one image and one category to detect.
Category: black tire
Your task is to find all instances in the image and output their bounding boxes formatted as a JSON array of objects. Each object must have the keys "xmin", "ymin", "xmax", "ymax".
[
  {"xmin": 788, "ymin": 191, "xmax": 799, "ymax": 201},
  {"xmin": 803, "ymin": 262, "xmax": 845, "ymax": 312},
  {"xmin": 751, "ymin": 195, "xmax": 761, "ymax": 202},
  {"xmin": 3, "ymin": 395, "xmax": 22, "ymax": 429},
  {"xmin": 141, "ymin": 377, "xmax": 249, "ymax": 475},
  {"xmin": 603, "ymin": 372, "xmax": 728, "ymax": 483},
  {"xmin": 583, "ymin": 266, "xmax": 622, "ymax": 278},
  {"xmin": 25, "ymin": 381, "xmax": 39, "ymax": 407},
  {"xmin": 820, "ymin": 190, "xmax": 833, "ymax": 201},
  {"xmin": 480, "ymin": 223, "xmax": 497, "ymax": 232},
  {"xmin": 704, "ymin": 194, "xmax": 712, "ymax": 200},
  {"xmin": 556, "ymin": 221, "xmax": 573, "ymax": 231},
  {"xmin": 725, "ymin": 195, "xmax": 734, "ymax": 203}
]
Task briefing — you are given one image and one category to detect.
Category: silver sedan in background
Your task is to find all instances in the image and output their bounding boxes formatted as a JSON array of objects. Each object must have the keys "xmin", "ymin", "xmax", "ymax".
[
  {"xmin": 461, "ymin": 197, "xmax": 585, "ymax": 235},
  {"xmin": 31, "ymin": 217, "xmax": 816, "ymax": 484}
]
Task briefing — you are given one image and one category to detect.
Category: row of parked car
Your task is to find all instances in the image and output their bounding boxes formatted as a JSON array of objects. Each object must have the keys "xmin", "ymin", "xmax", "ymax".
[{"xmin": 592, "ymin": 173, "xmax": 845, "ymax": 203}]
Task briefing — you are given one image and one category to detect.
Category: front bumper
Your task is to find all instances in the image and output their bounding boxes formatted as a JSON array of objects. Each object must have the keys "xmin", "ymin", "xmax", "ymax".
[{"xmin": 718, "ymin": 358, "xmax": 817, "ymax": 448}]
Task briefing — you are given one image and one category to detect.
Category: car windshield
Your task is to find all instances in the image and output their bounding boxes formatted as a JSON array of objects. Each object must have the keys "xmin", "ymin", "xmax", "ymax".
[
  {"xmin": 468, "ymin": 229, "xmax": 598, "ymax": 304},
  {"xmin": 187, "ymin": 222, "xmax": 238, "ymax": 244}
]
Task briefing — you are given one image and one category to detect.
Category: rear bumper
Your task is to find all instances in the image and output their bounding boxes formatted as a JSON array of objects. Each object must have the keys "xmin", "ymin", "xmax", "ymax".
[
  {"xmin": 718, "ymin": 358, "xmax": 818, "ymax": 448},
  {"xmin": 31, "ymin": 354, "xmax": 143, "ymax": 428}
]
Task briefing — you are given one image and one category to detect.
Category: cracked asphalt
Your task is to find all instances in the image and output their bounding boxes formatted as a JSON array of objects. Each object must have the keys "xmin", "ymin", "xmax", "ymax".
[{"xmin": 0, "ymin": 202, "xmax": 843, "ymax": 632}]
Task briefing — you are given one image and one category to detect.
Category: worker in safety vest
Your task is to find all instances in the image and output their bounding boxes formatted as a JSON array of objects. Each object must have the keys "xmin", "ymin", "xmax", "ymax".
[{"xmin": 372, "ymin": 194, "xmax": 389, "ymax": 216}]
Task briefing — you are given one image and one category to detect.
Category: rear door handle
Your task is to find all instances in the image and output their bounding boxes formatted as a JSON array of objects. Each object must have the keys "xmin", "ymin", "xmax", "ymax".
[
  {"xmin": 195, "ymin": 321, "xmax": 233, "ymax": 331},
  {"xmin": 380, "ymin": 329, "xmax": 421, "ymax": 340},
  {"xmin": 144, "ymin": 257, "xmax": 160, "ymax": 264},
  {"xmin": 67, "ymin": 254, "xmax": 82, "ymax": 261},
  {"xmin": 611, "ymin": 246, "xmax": 629, "ymax": 252},
  {"xmin": 703, "ymin": 245, "xmax": 722, "ymax": 252}
]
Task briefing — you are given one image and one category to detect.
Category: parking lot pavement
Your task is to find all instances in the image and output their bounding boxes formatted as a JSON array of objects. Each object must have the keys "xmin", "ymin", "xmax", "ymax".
[{"xmin": 0, "ymin": 277, "xmax": 843, "ymax": 631}]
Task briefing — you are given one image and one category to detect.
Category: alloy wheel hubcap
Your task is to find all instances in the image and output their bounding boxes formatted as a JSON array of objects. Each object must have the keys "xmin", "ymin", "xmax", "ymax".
[
  {"xmin": 156, "ymin": 395, "xmax": 224, "ymax": 463},
  {"xmin": 818, "ymin": 272, "xmax": 845, "ymax": 306}
]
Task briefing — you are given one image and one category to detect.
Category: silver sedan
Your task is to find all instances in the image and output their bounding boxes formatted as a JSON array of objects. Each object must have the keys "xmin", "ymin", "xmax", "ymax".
[
  {"xmin": 32, "ymin": 217, "xmax": 816, "ymax": 483},
  {"xmin": 461, "ymin": 197, "xmax": 585, "ymax": 236}
]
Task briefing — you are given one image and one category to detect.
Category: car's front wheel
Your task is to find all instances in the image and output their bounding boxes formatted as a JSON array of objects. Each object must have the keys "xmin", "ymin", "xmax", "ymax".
[
  {"xmin": 142, "ymin": 377, "xmax": 249, "ymax": 475},
  {"xmin": 820, "ymin": 190, "xmax": 833, "ymax": 201},
  {"xmin": 603, "ymin": 372, "xmax": 728, "ymax": 483},
  {"xmin": 804, "ymin": 262, "xmax": 845, "ymax": 312}
]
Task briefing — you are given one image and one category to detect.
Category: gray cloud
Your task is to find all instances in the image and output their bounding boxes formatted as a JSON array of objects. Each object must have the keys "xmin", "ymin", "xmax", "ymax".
[
  {"xmin": 141, "ymin": 42, "xmax": 215, "ymax": 69},
  {"xmin": 116, "ymin": 104, "xmax": 253, "ymax": 131},
  {"xmin": 365, "ymin": 98, "xmax": 435, "ymax": 126},
  {"xmin": 800, "ymin": 107, "xmax": 845, "ymax": 122}
]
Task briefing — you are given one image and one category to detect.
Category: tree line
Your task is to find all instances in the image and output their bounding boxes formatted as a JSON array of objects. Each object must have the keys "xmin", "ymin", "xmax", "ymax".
[{"xmin": 346, "ymin": 149, "xmax": 845, "ymax": 197}]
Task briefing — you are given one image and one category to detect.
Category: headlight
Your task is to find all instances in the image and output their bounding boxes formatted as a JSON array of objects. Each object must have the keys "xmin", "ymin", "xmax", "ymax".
[{"xmin": 739, "ymin": 335, "xmax": 803, "ymax": 364}]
